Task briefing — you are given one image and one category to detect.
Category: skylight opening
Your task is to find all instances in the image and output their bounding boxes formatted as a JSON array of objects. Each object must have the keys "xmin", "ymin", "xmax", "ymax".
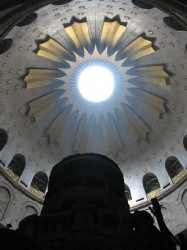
[{"xmin": 78, "ymin": 65, "xmax": 114, "ymax": 103}]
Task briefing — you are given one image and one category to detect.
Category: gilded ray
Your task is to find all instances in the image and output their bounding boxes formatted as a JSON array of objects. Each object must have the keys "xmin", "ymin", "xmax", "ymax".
[
  {"xmin": 107, "ymin": 113, "xmax": 124, "ymax": 153},
  {"xmin": 25, "ymin": 69, "xmax": 64, "ymax": 88},
  {"xmin": 131, "ymin": 90, "xmax": 166, "ymax": 117},
  {"xmin": 134, "ymin": 76, "xmax": 167, "ymax": 86},
  {"xmin": 122, "ymin": 37, "xmax": 155, "ymax": 61},
  {"xmin": 120, "ymin": 105, "xmax": 150, "ymax": 141},
  {"xmin": 28, "ymin": 91, "xmax": 64, "ymax": 121},
  {"xmin": 100, "ymin": 21, "xmax": 126, "ymax": 49},
  {"xmin": 99, "ymin": 115, "xmax": 111, "ymax": 154},
  {"xmin": 100, "ymin": 114, "xmax": 123, "ymax": 155},
  {"xmin": 128, "ymin": 66, "xmax": 169, "ymax": 86},
  {"xmin": 73, "ymin": 114, "xmax": 94, "ymax": 153},
  {"xmin": 37, "ymin": 38, "xmax": 73, "ymax": 63},
  {"xmin": 65, "ymin": 21, "xmax": 91, "ymax": 50},
  {"xmin": 128, "ymin": 66, "xmax": 169, "ymax": 78},
  {"xmin": 92, "ymin": 115, "xmax": 105, "ymax": 153},
  {"xmin": 46, "ymin": 106, "xmax": 74, "ymax": 144},
  {"xmin": 86, "ymin": 115, "xmax": 98, "ymax": 152}
]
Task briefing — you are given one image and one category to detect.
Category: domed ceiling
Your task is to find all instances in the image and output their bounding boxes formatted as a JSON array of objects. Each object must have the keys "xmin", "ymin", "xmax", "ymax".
[{"xmin": 0, "ymin": 0, "xmax": 186, "ymax": 207}]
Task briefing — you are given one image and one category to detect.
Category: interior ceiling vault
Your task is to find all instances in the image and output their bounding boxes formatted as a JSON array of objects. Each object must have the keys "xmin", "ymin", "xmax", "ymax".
[
  {"xmin": 25, "ymin": 19, "xmax": 168, "ymax": 154},
  {"xmin": 0, "ymin": 0, "xmax": 186, "ymax": 206}
]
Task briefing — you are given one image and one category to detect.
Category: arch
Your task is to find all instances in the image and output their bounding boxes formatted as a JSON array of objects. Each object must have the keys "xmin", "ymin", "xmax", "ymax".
[
  {"xmin": 17, "ymin": 13, "xmax": 38, "ymax": 27},
  {"xmin": 53, "ymin": 0, "xmax": 71, "ymax": 5},
  {"xmin": 23, "ymin": 205, "xmax": 38, "ymax": 218},
  {"xmin": 30, "ymin": 171, "xmax": 48, "ymax": 193},
  {"xmin": 0, "ymin": 129, "xmax": 8, "ymax": 151},
  {"xmin": 8, "ymin": 154, "xmax": 26, "ymax": 178},
  {"xmin": 181, "ymin": 189, "xmax": 187, "ymax": 212},
  {"xmin": 125, "ymin": 184, "xmax": 132, "ymax": 200},
  {"xmin": 143, "ymin": 173, "xmax": 160, "ymax": 194},
  {"xmin": 0, "ymin": 181, "xmax": 14, "ymax": 201},
  {"xmin": 163, "ymin": 17, "xmax": 187, "ymax": 31},
  {"xmin": 132, "ymin": 0, "xmax": 153, "ymax": 9},
  {"xmin": 165, "ymin": 156, "xmax": 183, "ymax": 180},
  {"xmin": 23, "ymin": 200, "xmax": 41, "ymax": 216},
  {"xmin": 183, "ymin": 135, "xmax": 187, "ymax": 151},
  {"xmin": 0, "ymin": 186, "xmax": 10, "ymax": 221}
]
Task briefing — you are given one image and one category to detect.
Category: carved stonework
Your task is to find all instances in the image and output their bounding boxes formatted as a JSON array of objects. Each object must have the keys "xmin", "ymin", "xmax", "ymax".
[
  {"xmin": 29, "ymin": 186, "xmax": 44, "ymax": 200},
  {"xmin": 172, "ymin": 169, "xmax": 187, "ymax": 184},
  {"xmin": 6, "ymin": 167, "xmax": 19, "ymax": 182},
  {"xmin": 146, "ymin": 187, "xmax": 163, "ymax": 201}
]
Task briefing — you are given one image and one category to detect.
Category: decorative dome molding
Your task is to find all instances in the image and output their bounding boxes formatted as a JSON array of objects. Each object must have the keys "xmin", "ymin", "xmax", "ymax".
[
  {"xmin": 25, "ymin": 17, "xmax": 169, "ymax": 156},
  {"xmin": 0, "ymin": 0, "xmax": 186, "ymax": 207}
]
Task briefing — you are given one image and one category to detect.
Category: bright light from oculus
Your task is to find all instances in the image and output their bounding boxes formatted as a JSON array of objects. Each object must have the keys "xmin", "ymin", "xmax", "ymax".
[{"xmin": 78, "ymin": 65, "xmax": 114, "ymax": 102}]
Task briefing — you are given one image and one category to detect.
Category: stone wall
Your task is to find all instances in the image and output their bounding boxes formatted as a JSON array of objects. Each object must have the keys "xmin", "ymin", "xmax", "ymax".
[
  {"xmin": 0, "ymin": 169, "xmax": 186, "ymax": 236},
  {"xmin": 0, "ymin": 173, "xmax": 42, "ymax": 229},
  {"xmin": 156, "ymin": 181, "xmax": 187, "ymax": 236}
]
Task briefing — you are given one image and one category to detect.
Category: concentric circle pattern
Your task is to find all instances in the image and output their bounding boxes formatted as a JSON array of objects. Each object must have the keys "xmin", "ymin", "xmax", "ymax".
[{"xmin": 0, "ymin": 0, "xmax": 186, "ymax": 206}]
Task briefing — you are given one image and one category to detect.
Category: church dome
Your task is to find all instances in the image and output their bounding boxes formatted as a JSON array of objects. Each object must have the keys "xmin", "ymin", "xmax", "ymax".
[{"xmin": 0, "ymin": 0, "xmax": 186, "ymax": 223}]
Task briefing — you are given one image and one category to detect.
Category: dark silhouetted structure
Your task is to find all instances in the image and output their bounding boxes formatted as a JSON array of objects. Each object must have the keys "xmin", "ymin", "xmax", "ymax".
[{"xmin": 0, "ymin": 154, "xmax": 177, "ymax": 249}]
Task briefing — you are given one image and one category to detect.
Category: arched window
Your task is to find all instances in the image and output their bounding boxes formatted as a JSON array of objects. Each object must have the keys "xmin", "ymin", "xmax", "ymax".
[
  {"xmin": 165, "ymin": 156, "xmax": 184, "ymax": 183},
  {"xmin": 23, "ymin": 205, "xmax": 38, "ymax": 219},
  {"xmin": 30, "ymin": 172, "xmax": 48, "ymax": 194},
  {"xmin": 143, "ymin": 173, "xmax": 161, "ymax": 200},
  {"xmin": 0, "ymin": 187, "xmax": 10, "ymax": 220},
  {"xmin": 7, "ymin": 154, "xmax": 25, "ymax": 181},
  {"xmin": 183, "ymin": 135, "xmax": 187, "ymax": 151},
  {"xmin": 125, "ymin": 184, "xmax": 132, "ymax": 201},
  {"xmin": 132, "ymin": 0, "xmax": 153, "ymax": 9},
  {"xmin": 17, "ymin": 13, "xmax": 38, "ymax": 27},
  {"xmin": 163, "ymin": 17, "xmax": 187, "ymax": 31},
  {"xmin": 0, "ymin": 129, "xmax": 8, "ymax": 151}
]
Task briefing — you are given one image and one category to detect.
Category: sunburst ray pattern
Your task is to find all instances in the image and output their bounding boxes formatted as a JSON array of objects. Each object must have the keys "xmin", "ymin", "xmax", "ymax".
[
  {"xmin": 37, "ymin": 37, "xmax": 74, "ymax": 63},
  {"xmin": 24, "ymin": 17, "xmax": 169, "ymax": 155},
  {"xmin": 100, "ymin": 19, "xmax": 126, "ymax": 52},
  {"xmin": 119, "ymin": 36, "xmax": 155, "ymax": 62},
  {"xmin": 65, "ymin": 20, "xmax": 91, "ymax": 51},
  {"xmin": 25, "ymin": 69, "xmax": 65, "ymax": 89}
]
